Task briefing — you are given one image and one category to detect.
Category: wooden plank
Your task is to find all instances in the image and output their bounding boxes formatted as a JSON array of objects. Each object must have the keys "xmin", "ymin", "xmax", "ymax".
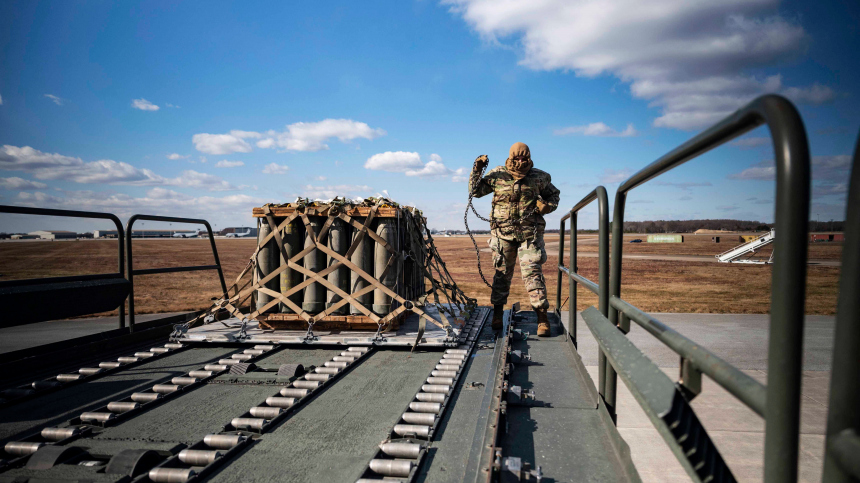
[
  {"xmin": 257, "ymin": 312, "xmax": 404, "ymax": 331},
  {"xmin": 252, "ymin": 206, "xmax": 402, "ymax": 218}
]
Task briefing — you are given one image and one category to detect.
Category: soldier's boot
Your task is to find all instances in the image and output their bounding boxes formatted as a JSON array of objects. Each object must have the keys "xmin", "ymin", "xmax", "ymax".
[
  {"xmin": 491, "ymin": 304, "xmax": 504, "ymax": 330},
  {"xmin": 536, "ymin": 308, "xmax": 550, "ymax": 337}
]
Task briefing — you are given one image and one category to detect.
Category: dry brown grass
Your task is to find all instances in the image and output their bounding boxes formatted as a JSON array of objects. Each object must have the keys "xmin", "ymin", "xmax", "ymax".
[{"xmin": 0, "ymin": 236, "xmax": 840, "ymax": 317}]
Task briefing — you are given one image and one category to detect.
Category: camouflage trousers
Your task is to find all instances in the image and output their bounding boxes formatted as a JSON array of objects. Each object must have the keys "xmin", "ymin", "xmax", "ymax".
[{"xmin": 488, "ymin": 235, "xmax": 549, "ymax": 310}]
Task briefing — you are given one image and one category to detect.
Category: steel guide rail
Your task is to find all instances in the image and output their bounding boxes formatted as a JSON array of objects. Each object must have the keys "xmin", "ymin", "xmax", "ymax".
[
  {"xmin": 354, "ymin": 307, "xmax": 490, "ymax": 482},
  {"xmin": 0, "ymin": 343, "xmax": 191, "ymax": 409},
  {"xmin": 137, "ymin": 345, "xmax": 375, "ymax": 483},
  {"xmin": 0, "ymin": 343, "xmax": 282, "ymax": 474}
]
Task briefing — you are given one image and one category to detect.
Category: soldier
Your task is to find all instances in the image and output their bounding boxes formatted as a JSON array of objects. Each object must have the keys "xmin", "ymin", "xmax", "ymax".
[{"xmin": 469, "ymin": 142, "xmax": 560, "ymax": 336}]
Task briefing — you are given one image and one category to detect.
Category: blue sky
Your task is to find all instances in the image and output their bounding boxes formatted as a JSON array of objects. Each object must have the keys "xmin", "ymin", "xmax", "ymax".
[{"xmin": 1, "ymin": 0, "xmax": 857, "ymax": 233}]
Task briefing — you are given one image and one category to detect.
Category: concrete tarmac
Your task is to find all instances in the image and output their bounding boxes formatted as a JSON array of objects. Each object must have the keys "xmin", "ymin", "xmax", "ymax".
[{"xmin": 561, "ymin": 311, "xmax": 835, "ymax": 483}]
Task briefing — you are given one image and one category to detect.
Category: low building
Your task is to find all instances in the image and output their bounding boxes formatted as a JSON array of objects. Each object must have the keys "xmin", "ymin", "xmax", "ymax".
[
  {"xmin": 811, "ymin": 233, "xmax": 845, "ymax": 242},
  {"xmin": 28, "ymin": 230, "xmax": 77, "ymax": 240},
  {"xmin": 11, "ymin": 234, "xmax": 39, "ymax": 240}
]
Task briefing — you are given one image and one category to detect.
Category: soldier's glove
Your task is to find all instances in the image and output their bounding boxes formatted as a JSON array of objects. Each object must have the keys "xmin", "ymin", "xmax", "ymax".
[
  {"xmin": 536, "ymin": 200, "xmax": 552, "ymax": 215},
  {"xmin": 474, "ymin": 154, "xmax": 489, "ymax": 171}
]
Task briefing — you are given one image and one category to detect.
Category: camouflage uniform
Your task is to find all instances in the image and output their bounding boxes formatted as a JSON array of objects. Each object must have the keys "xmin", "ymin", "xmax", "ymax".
[{"xmin": 470, "ymin": 163, "xmax": 560, "ymax": 310}]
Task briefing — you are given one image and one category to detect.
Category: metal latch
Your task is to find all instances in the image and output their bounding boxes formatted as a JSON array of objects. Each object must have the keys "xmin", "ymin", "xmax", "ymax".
[
  {"xmin": 505, "ymin": 385, "xmax": 535, "ymax": 405},
  {"xmin": 501, "ymin": 456, "xmax": 543, "ymax": 482},
  {"xmin": 509, "ymin": 350, "xmax": 531, "ymax": 363}
]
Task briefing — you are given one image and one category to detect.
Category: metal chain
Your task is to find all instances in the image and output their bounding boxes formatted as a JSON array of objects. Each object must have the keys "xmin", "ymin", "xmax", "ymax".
[{"xmin": 464, "ymin": 159, "xmax": 539, "ymax": 289}]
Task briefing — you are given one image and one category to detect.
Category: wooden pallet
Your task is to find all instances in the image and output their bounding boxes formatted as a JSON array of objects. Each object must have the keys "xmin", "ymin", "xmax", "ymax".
[
  {"xmin": 257, "ymin": 311, "xmax": 405, "ymax": 331},
  {"xmin": 252, "ymin": 206, "xmax": 402, "ymax": 218}
]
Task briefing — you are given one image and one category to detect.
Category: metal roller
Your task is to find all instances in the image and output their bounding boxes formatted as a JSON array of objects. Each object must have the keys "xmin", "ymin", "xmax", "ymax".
[
  {"xmin": 304, "ymin": 373, "xmax": 330, "ymax": 381},
  {"xmin": 148, "ymin": 467, "xmax": 196, "ymax": 483},
  {"xmin": 256, "ymin": 218, "xmax": 279, "ymax": 313},
  {"xmin": 80, "ymin": 412, "xmax": 115, "ymax": 423},
  {"xmin": 134, "ymin": 352, "xmax": 155, "ymax": 358},
  {"xmin": 171, "ymin": 377, "xmax": 198, "ymax": 386},
  {"xmin": 325, "ymin": 361, "xmax": 348, "ymax": 368},
  {"xmin": 249, "ymin": 406, "xmax": 282, "ymax": 419},
  {"xmin": 402, "ymin": 412, "xmax": 436, "ymax": 425},
  {"xmin": 218, "ymin": 359, "xmax": 241, "ymax": 365},
  {"xmin": 348, "ymin": 346, "xmax": 371, "ymax": 353},
  {"xmin": 243, "ymin": 349, "xmax": 264, "ymax": 356},
  {"xmin": 332, "ymin": 356, "xmax": 354, "ymax": 363},
  {"xmin": 107, "ymin": 402, "xmax": 140, "ymax": 413},
  {"xmin": 164, "ymin": 343, "xmax": 183, "ymax": 349},
  {"xmin": 442, "ymin": 353, "xmax": 466, "ymax": 361},
  {"xmin": 56, "ymin": 374, "xmax": 82, "ymax": 382},
  {"xmin": 393, "ymin": 424, "xmax": 430, "ymax": 437},
  {"xmin": 41, "ymin": 427, "xmax": 80, "ymax": 441},
  {"xmin": 178, "ymin": 449, "xmax": 221, "ymax": 466},
  {"xmin": 421, "ymin": 384, "xmax": 451, "ymax": 394},
  {"xmin": 302, "ymin": 216, "xmax": 326, "ymax": 314},
  {"xmin": 78, "ymin": 368, "xmax": 103, "ymax": 376},
  {"xmin": 152, "ymin": 384, "xmax": 180, "ymax": 394},
  {"xmin": 117, "ymin": 357, "xmax": 139, "ymax": 364},
  {"xmin": 427, "ymin": 377, "xmax": 454, "ymax": 385},
  {"xmin": 349, "ymin": 218, "xmax": 374, "ymax": 316},
  {"xmin": 292, "ymin": 380, "xmax": 320, "ymax": 389},
  {"xmin": 32, "ymin": 380, "xmax": 61, "ymax": 390},
  {"xmin": 279, "ymin": 217, "xmax": 304, "ymax": 314},
  {"xmin": 131, "ymin": 392, "xmax": 161, "ymax": 403},
  {"xmin": 204, "ymin": 434, "xmax": 245, "ymax": 449},
  {"xmin": 188, "ymin": 370, "xmax": 213, "ymax": 378},
  {"xmin": 380, "ymin": 442, "xmax": 421, "ymax": 459},
  {"xmin": 280, "ymin": 388, "xmax": 309, "ymax": 398},
  {"xmin": 446, "ymin": 349, "xmax": 468, "ymax": 355},
  {"xmin": 99, "ymin": 362, "xmax": 122, "ymax": 369},
  {"xmin": 254, "ymin": 345, "xmax": 274, "ymax": 351},
  {"xmin": 4, "ymin": 442, "xmax": 44, "ymax": 456},
  {"xmin": 373, "ymin": 219, "xmax": 397, "ymax": 316},
  {"xmin": 415, "ymin": 392, "xmax": 446, "ymax": 403},
  {"xmin": 149, "ymin": 347, "xmax": 170, "ymax": 354},
  {"xmin": 326, "ymin": 218, "xmax": 350, "ymax": 316},
  {"xmin": 265, "ymin": 396, "xmax": 295, "ymax": 408},
  {"xmin": 231, "ymin": 353, "xmax": 254, "ymax": 361},
  {"xmin": 431, "ymin": 370, "xmax": 457, "ymax": 378},
  {"xmin": 369, "ymin": 459, "xmax": 413, "ymax": 477},
  {"xmin": 314, "ymin": 367, "xmax": 339, "ymax": 374},
  {"xmin": 409, "ymin": 402, "xmax": 442, "ymax": 414},
  {"xmin": 341, "ymin": 351, "xmax": 364, "ymax": 358},
  {"xmin": 231, "ymin": 418, "xmax": 266, "ymax": 430}
]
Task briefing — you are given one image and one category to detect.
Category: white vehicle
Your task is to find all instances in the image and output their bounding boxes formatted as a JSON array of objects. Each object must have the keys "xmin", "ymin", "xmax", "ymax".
[
  {"xmin": 172, "ymin": 232, "xmax": 198, "ymax": 238},
  {"xmin": 225, "ymin": 230, "xmax": 253, "ymax": 238}
]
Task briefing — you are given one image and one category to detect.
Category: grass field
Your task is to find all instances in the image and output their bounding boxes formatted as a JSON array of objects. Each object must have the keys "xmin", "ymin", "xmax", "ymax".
[{"xmin": 0, "ymin": 235, "xmax": 841, "ymax": 317}]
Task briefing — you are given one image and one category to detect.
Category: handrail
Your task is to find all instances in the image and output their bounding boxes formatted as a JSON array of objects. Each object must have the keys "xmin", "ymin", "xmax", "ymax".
[
  {"xmin": 126, "ymin": 214, "xmax": 227, "ymax": 331},
  {"xmin": 608, "ymin": 94, "xmax": 810, "ymax": 483},
  {"xmin": 821, "ymin": 131, "xmax": 860, "ymax": 482},
  {"xmin": 0, "ymin": 205, "xmax": 127, "ymax": 328}
]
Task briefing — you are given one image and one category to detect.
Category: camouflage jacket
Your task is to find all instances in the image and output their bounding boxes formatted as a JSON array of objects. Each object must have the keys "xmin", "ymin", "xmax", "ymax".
[{"xmin": 470, "ymin": 165, "xmax": 561, "ymax": 241}]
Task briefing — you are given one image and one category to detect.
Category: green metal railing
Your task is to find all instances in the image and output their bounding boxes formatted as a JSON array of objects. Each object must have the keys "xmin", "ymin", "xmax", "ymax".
[
  {"xmin": 559, "ymin": 94, "xmax": 811, "ymax": 483},
  {"xmin": 821, "ymin": 131, "xmax": 860, "ymax": 482}
]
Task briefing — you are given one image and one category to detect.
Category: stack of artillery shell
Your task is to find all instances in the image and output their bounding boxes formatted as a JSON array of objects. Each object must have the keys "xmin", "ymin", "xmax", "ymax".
[{"xmin": 254, "ymin": 204, "xmax": 420, "ymax": 328}]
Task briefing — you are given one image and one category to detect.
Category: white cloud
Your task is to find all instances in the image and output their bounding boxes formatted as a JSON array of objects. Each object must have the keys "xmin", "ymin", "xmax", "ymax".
[
  {"xmin": 365, "ymin": 151, "xmax": 425, "ymax": 172},
  {"xmin": 166, "ymin": 153, "xmax": 190, "ymax": 160},
  {"xmin": 653, "ymin": 181, "xmax": 713, "ymax": 191},
  {"xmin": 0, "ymin": 145, "xmax": 236, "ymax": 191},
  {"xmin": 256, "ymin": 119, "xmax": 386, "ymax": 152},
  {"xmin": 729, "ymin": 155, "xmax": 852, "ymax": 182},
  {"xmin": 315, "ymin": 176, "xmax": 327, "ymax": 181},
  {"xmin": 446, "ymin": 0, "xmax": 834, "ymax": 130},
  {"xmin": 262, "ymin": 163, "xmax": 289, "ymax": 174},
  {"xmin": 302, "ymin": 184, "xmax": 373, "ymax": 200},
  {"xmin": 192, "ymin": 131, "xmax": 258, "ymax": 155},
  {"xmin": 365, "ymin": 152, "xmax": 466, "ymax": 181},
  {"xmin": 164, "ymin": 103, "xmax": 180, "ymax": 108},
  {"xmin": 728, "ymin": 160, "xmax": 775, "ymax": 180},
  {"xmin": 131, "ymin": 98, "xmax": 159, "ymax": 111},
  {"xmin": 554, "ymin": 122, "xmax": 637, "ymax": 137},
  {"xmin": 215, "ymin": 160, "xmax": 245, "ymax": 168},
  {"xmin": 16, "ymin": 191, "xmax": 64, "ymax": 204},
  {"xmin": 44, "ymin": 94, "xmax": 64, "ymax": 106},
  {"xmin": 0, "ymin": 177, "xmax": 48, "ymax": 190},
  {"xmin": 600, "ymin": 168, "xmax": 632, "ymax": 184}
]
